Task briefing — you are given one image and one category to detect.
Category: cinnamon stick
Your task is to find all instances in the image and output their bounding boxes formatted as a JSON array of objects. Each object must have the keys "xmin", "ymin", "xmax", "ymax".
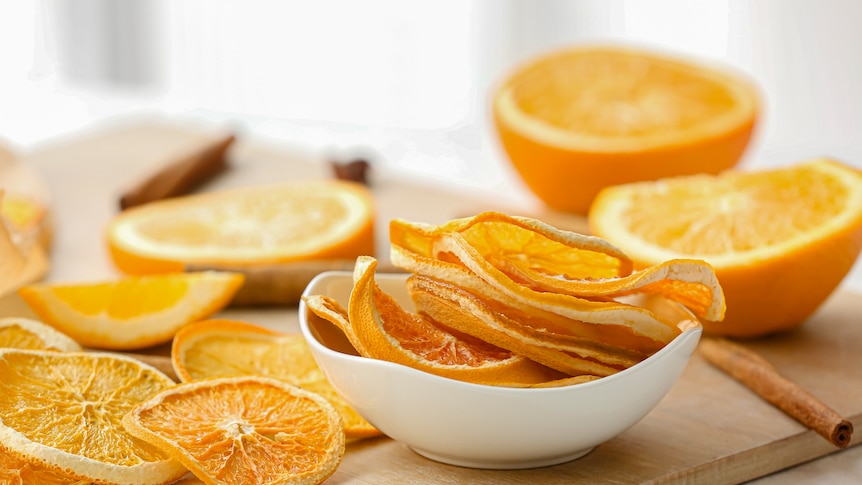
[
  {"xmin": 119, "ymin": 134, "xmax": 235, "ymax": 210},
  {"xmin": 699, "ymin": 337, "xmax": 853, "ymax": 448}
]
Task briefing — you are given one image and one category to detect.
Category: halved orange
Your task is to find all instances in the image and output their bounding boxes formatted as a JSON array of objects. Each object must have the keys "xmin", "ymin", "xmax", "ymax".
[
  {"xmin": 0, "ymin": 348, "xmax": 185, "ymax": 485},
  {"xmin": 589, "ymin": 158, "xmax": 862, "ymax": 337},
  {"xmin": 171, "ymin": 319, "xmax": 380, "ymax": 439},
  {"xmin": 0, "ymin": 317, "xmax": 81, "ymax": 352},
  {"xmin": 493, "ymin": 45, "xmax": 759, "ymax": 213},
  {"xmin": 122, "ymin": 376, "xmax": 345, "ymax": 485},
  {"xmin": 344, "ymin": 256, "xmax": 563, "ymax": 386},
  {"xmin": 106, "ymin": 180, "xmax": 375, "ymax": 275},
  {"xmin": 18, "ymin": 271, "xmax": 244, "ymax": 350}
]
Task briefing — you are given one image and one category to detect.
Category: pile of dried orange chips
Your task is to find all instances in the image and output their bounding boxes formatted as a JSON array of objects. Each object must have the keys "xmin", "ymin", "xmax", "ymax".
[{"xmin": 307, "ymin": 212, "xmax": 725, "ymax": 387}]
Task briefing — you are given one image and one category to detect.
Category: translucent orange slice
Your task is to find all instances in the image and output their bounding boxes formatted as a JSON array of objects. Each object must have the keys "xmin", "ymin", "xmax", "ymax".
[{"xmin": 345, "ymin": 256, "xmax": 563, "ymax": 386}]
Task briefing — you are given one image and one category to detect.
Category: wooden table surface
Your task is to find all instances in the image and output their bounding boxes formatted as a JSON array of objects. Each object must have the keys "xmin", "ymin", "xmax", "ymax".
[{"xmin": 3, "ymin": 120, "xmax": 861, "ymax": 484}]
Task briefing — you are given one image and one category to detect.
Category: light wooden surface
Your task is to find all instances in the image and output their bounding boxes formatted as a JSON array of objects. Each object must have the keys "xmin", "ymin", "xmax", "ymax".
[{"xmin": 3, "ymin": 120, "xmax": 861, "ymax": 484}]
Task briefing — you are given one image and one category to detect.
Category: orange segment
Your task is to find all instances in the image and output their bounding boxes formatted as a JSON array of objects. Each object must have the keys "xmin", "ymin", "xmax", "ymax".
[
  {"xmin": 493, "ymin": 45, "xmax": 759, "ymax": 213},
  {"xmin": 106, "ymin": 180, "xmax": 375, "ymax": 275},
  {"xmin": 122, "ymin": 376, "xmax": 345, "ymax": 485},
  {"xmin": 171, "ymin": 319, "xmax": 380, "ymax": 440},
  {"xmin": 346, "ymin": 256, "xmax": 563, "ymax": 386},
  {"xmin": 0, "ymin": 349, "xmax": 185, "ymax": 485},
  {"xmin": 0, "ymin": 317, "xmax": 81, "ymax": 352},
  {"xmin": 18, "ymin": 272, "xmax": 244, "ymax": 350},
  {"xmin": 589, "ymin": 158, "xmax": 862, "ymax": 337}
]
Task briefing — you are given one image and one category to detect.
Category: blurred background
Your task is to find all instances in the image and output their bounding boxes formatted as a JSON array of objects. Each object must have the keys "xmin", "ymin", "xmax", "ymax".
[{"xmin": 1, "ymin": 0, "xmax": 861, "ymax": 289}]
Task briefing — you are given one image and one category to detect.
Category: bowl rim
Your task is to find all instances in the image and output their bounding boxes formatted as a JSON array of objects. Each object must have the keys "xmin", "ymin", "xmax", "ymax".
[{"xmin": 299, "ymin": 270, "xmax": 703, "ymax": 394}]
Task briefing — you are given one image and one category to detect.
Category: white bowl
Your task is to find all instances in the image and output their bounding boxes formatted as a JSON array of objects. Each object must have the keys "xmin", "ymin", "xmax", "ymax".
[{"xmin": 299, "ymin": 271, "xmax": 702, "ymax": 470}]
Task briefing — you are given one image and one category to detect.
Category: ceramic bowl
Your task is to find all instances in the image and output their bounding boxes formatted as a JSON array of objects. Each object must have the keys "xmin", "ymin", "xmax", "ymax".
[{"xmin": 299, "ymin": 271, "xmax": 702, "ymax": 469}]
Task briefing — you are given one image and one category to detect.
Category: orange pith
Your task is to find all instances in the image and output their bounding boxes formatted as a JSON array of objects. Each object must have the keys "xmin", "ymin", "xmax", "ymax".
[
  {"xmin": 493, "ymin": 45, "xmax": 759, "ymax": 214},
  {"xmin": 122, "ymin": 376, "xmax": 345, "ymax": 485},
  {"xmin": 17, "ymin": 271, "xmax": 244, "ymax": 350},
  {"xmin": 171, "ymin": 319, "xmax": 380, "ymax": 440},
  {"xmin": 589, "ymin": 158, "xmax": 862, "ymax": 337},
  {"xmin": 107, "ymin": 180, "xmax": 375, "ymax": 275}
]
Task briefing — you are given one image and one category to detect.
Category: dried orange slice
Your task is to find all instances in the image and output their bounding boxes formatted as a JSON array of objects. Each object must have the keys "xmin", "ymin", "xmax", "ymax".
[
  {"xmin": 122, "ymin": 376, "xmax": 345, "ymax": 485},
  {"xmin": 171, "ymin": 319, "xmax": 380, "ymax": 439},
  {"xmin": 589, "ymin": 158, "xmax": 862, "ymax": 337},
  {"xmin": 345, "ymin": 256, "xmax": 562, "ymax": 386},
  {"xmin": 106, "ymin": 180, "xmax": 375, "ymax": 275},
  {"xmin": 493, "ymin": 45, "xmax": 759, "ymax": 213},
  {"xmin": 0, "ymin": 348, "xmax": 185, "ymax": 485},
  {"xmin": 0, "ymin": 452, "xmax": 92, "ymax": 485},
  {"xmin": 0, "ymin": 317, "xmax": 81, "ymax": 351},
  {"xmin": 390, "ymin": 212, "xmax": 633, "ymax": 280},
  {"xmin": 18, "ymin": 271, "xmax": 243, "ymax": 350}
]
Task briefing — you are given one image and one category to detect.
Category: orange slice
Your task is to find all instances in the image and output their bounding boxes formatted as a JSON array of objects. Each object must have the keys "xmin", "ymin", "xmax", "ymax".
[
  {"xmin": 390, "ymin": 212, "xmax": 633, "ymax": 280},
  {"xmin": 18, "ymin": 272, "xmax": 244, "ymax": 350},
  {"xmin": 106, "ymin": 180, "xmax": 375, "ymax": 275},
  {"xmin": 0, "ymin": 348, "xmax": 185, "ymax": 485},
  {"xmin": 493, "ymin": 45, "xmax": 759, "ymax": 213},
  {"xmin": 122, "ymin": 376, "xmax": 345, "ymax": 485},
  {"xmin": 345, "ymin": 256, "xmax": 563, "ymax": 386},
  {"xmin": 171, "ymin": 319, "xmax": 380, "ymax": 440},
  {"xmin": 0, "ymin": 452, "xmax": 93, "ymax": 485},
  {"xmin": 0, "ymin": 317, "xmax": 81, "ymax": 351},
  {"xmin": 589, "ymin": 158, "xmax": 862, "ymax": 337}
]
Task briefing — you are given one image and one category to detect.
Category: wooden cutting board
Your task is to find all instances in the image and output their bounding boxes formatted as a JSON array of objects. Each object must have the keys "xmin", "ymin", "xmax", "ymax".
[{"xmin": 7, "ymin": 120, "xmax": 861, "ymax": 484}]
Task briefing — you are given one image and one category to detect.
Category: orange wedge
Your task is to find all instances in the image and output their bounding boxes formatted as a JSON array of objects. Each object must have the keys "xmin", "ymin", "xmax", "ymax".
[
  {"xmin": 0, "ymin": 317, "xmax": 81, "ymax": 352},
  {"xmin": 589, "ymin": 158, "xmax": 862, "ymax": 337},
  {"xmin": 0, "ymin": 349, "xmax": 185, "ymax": 485},
  {"xmin": 122, "ymin": 376, "xmax": 345, "ymax": 485},
  {"xmin": 171, "ymin": 319, "xmax": 380, "ymax": 440},
  {"xmin": 493, "ymin": 45, "xmax": 759, "ymax": 213},
  {"xmin": 106, "ymin": 180, "xmax": 375, "ymax": 275},
  {"xmin": 345, "ymin": 256, "xmax": 563, "ymax": 386},
  {"xmin": 18, "ymin": 272, "xmax": 244, "ymax": 350}
]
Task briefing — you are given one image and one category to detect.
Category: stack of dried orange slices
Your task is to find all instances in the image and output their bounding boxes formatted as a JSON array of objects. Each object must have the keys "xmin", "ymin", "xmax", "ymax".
[{"xmin": 305, "ymin": 212, "xmax": 725, "ymax": 386}]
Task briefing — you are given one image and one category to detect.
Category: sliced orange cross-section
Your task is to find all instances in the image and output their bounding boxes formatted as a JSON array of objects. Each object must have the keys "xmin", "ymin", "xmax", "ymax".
[
  {"xmin": 122, "ymin": 376, "xmax": 345, "ymax": 485},
  {"xmin": 171, "ymin": 319, "xmax": 380, "ymax": 440},
  {"xmin": 0, "ymin": 317, "xmax": 81, "ymax": 352},
  {"xmin": 0, "ymin": 348, "xmax": 185, "ymax": 485}
]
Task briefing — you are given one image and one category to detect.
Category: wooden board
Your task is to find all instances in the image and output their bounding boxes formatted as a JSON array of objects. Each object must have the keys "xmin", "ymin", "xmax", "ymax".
[{"xmin": 5, "ymin": 120, "xmax": 861, "ymax": 483}]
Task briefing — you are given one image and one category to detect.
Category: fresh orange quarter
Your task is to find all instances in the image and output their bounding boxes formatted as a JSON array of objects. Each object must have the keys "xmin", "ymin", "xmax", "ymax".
[
  {"xmin": 106, "ymin": 180, "xmax": 375, "ymax": 275},
  {"xmin": 18, "ymin": 271, "xmax": 244, "ymax": 350},
  {"xmin": 493, "ymin": 45, "xmax": 759, "ymax": 214},
  {"xmin": 122, "ymin": 376, "xmax": 345, "ymax": 485},
  {"xmin": 589, "ymin": 158, "xmax": 862, "ymax": 337}
]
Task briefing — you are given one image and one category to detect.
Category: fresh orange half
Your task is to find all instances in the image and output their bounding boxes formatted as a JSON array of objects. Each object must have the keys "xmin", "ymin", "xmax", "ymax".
[
  {"xmin": 345, "ymin": 256, "xmax": 563, "ymax": 386},
  {"xmin": 106, "ymin": 180, "xmax": 375, "ymax": 275},
  {"xmin": 18, "ymin": 271, "xmax": 244, "ymax": 350},
  {"xmin": 0, "ymin": 317, "xmax": 81, "ymax": 351},
  {"xmin": 171, "ymin": 319, "xmax": 380, "ymax": 439},
  {"xmin": 493, "ymin": 45, "xmax": 759, "ymax": 213},
  {"xmin": 0, "ymin": 348, "xmax": 185, "ymax": 485},
  {"xmin": 122, "ymin": 376, "xmax": 345, "ymax": 485},
  {"xmin": 589, "ymin": 158, "xmax": 862, "ymax": 337}
]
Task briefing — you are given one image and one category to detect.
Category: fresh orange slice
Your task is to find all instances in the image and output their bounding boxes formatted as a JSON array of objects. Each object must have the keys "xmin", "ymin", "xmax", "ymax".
[
  {"xmin": 0, "ymin": 317, "xmax": 81, "ymax": 351},
  {"xmin": 122, "ymin": 376, "xmax": 345, "ymax": 485},
  {"xmin": 493, "ymin": 45, "xmax": 759, "ymax": 213},
  {"xmin": 171, "ymin": 319, "xmax": 380, "ymax": 440},
  {"xmin": 106, "ymin": 180, "xmax": 375, "ymax": 275},
  {"xmin": 345, "ymin": 256, "xmax": 563, "ymax": 386},
  {"xmin": 18, "ymin": 271, "xmax": 244, "ymax": 350},
  {"xmin": 0, "ymin": 348, "xmax": 185, "ymax": 485},
  {"xmin": 589, "ymin": 158, "xmax": 862, "ymax": 337}
]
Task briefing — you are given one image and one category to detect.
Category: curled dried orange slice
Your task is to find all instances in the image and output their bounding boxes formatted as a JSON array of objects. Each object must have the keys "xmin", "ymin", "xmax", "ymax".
[
  {"xmin": 171, "ymin": 319, "xmax": 380, "ymax": 440},
  {"xmin": 0, "ymin": 317, "xmax": 81, "ymax": 352},
  {"xmin": 122, "ymin": 376, "xmax": 345, "ymax": 485},
  {"xmin": 345, "ymin": 256, "xmax": 562, "ymax": 386}
]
